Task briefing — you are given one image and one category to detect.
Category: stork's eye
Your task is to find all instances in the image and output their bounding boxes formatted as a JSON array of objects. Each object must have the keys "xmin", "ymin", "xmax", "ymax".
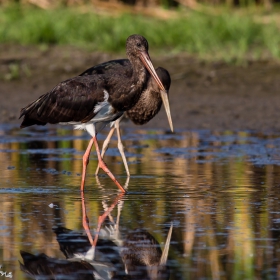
[{"xmin": 136, "ymin": 42, "xmax": 141, "ymax": 47}]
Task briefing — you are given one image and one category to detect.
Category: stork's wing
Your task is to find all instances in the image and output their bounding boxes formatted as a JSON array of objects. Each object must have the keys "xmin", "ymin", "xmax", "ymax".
[
  {"xmin": 80, "ymin": 59, "xmax": 132, "ymax": 77},
  {"xmin": 19, "ymin": 76, "xmax": 105, "ymax": 128}
]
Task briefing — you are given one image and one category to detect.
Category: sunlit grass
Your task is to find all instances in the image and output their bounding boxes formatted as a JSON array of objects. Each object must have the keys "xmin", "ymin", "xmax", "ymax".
[{"xmin": 0, "ymin": 4, "xmax": 280, "ymax": 62}]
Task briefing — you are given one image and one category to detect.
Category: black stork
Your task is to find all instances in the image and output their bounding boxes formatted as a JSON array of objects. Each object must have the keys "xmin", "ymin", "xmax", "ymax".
[
  {"xmin": 94, "ymin": 67, "xmax": 171, "ymax": 176},
  {"xmin": 79, "ymin": 61, "xmax": 171, "ymax": 176},
  {"xmin": 19, "ymin": 34, "xmax": 173, "ymax": 194}
]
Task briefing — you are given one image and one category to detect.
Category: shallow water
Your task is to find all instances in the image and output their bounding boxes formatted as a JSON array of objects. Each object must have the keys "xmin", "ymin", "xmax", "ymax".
[{"xmin": 1, "ymin": 124, "xmax": 280, "ymax": 279}]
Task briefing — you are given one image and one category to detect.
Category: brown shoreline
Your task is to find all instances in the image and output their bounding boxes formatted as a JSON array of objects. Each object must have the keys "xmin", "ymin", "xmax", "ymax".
[{"xmin": 1, "ymin": 44, "xmax": 280, "ymax": 132}]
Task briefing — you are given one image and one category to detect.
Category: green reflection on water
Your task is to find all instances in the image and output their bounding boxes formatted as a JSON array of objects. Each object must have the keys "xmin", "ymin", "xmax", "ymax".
[{"xmin": 0, "ymin": 126, "xmax": 280, "ymax": 279}]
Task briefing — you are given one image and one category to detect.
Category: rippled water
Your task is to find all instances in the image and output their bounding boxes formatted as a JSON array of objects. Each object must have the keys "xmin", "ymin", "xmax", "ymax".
[{"xmin": 1, "ymin": 124, "xmax": 280, "ymax": 279}]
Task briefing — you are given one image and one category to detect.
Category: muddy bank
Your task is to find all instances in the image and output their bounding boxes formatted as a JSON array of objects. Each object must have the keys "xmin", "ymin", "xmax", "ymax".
[{"xmin": 0, "ymin": 44, "xmax": 280, "ymax": 132}]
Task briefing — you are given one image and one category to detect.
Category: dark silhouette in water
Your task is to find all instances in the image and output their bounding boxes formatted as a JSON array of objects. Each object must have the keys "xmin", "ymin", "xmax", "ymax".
[
  {"xmin": 122, "ymin": 228, "xmax": 172, "ymax": 280},
  {"xmin": 19, "ymin": 224, "xmax": 172, "ymax": 280},
  {"xmin": 19, "ymin": 250, "xmax": 96, "ymax": 280},
  {"xmin": 19, "ymin": 189, "xmax": 173, "ymax": 279}
]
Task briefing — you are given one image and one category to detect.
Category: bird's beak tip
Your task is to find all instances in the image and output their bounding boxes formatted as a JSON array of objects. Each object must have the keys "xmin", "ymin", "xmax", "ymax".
[{"xmin": 160, "ymin": 90, "xmax": 173, "ymax": 132}]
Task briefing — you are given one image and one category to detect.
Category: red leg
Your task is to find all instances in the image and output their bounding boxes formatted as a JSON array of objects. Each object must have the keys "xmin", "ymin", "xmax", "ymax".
[
  {"xmin": 95, "ymin": 126, "xmax": 115, "ymax": 175},
  {"xmin": 80, "ymin": 136, "xmax": 126, "ymax": 193},
  {"xmin": 93, "ymin": 136, "xmax": 126, "ymax": 193},
  {"xmin": 80, "ymin": 138, "xmax": 95, "ymax": 192}
]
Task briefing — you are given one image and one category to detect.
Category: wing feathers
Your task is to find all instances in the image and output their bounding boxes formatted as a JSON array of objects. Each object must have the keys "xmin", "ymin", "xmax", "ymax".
[{"xmin": 19, "ymin": 76, "xmax": 105, "ymax": 128}]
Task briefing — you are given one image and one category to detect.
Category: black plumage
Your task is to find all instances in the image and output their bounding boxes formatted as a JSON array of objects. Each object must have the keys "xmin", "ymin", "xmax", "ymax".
[
  {"xmin": 19, "ymin": 34, "xmax": 170, "ymax": 193},
  {"xmin": 20, "ymin": 35, "xmax": 166, "ymax": 128},
  {"xmin": 20, "ymin": 76, "xmax": 108, "ymax": 127},
  {"xmin": 94, "ymin": 66, "xmax": 171, "ymax": 176},
  {"xmin": 126, "ymin": 67, "xmax": 171, "ymax": 125},
  {"xmin": 80, "ymin": 59, "xmax": 131, "ymax": 77},
  {"xmin": 80, "ymin": 60, "xmax": 171, "ymax": 126}
]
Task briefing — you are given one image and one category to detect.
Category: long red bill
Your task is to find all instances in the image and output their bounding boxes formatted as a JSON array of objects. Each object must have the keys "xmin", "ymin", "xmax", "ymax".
[{"xmin": 139, "ymin": 51, "xmax": 174, "ymax": 132}]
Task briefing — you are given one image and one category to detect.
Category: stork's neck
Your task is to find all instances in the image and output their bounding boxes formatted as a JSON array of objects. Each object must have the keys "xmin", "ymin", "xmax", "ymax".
[
  {"xmin": 126, "ymin": 87, "xmax": 162, "ymax": 125},
  {"xmin": 129, "ymin": 55, "xmax": 150, "ymax": 92},
  {"xmin": 109, "ymin": 58, "xmax": 149, "ymax": 112},
  {"xmin": 131, "ymin": 59, "xmax": 147, "ymax": 86}
]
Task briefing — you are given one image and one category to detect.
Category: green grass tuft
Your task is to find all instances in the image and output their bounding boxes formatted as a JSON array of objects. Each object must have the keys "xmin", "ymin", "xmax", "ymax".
[{"xmin": 0, "ymin": 4, "xmax": 280, "ymax": 62}]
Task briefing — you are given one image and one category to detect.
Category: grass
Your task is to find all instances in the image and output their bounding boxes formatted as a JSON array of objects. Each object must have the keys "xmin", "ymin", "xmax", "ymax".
[{"xmin": 0, "ymin": 4, "xmax": 280, "ymax": 62}]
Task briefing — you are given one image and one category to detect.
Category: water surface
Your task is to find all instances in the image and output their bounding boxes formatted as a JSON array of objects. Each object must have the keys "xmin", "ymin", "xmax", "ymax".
[{"xmin": 1, "ymin": 124, "xmax": 280, "ymax": 279}]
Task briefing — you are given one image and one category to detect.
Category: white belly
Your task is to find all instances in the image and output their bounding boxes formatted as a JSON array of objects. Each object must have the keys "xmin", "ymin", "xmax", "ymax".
[{"xmin": 59, "ymin": 90, "xmax": 123, "ymax": 137}]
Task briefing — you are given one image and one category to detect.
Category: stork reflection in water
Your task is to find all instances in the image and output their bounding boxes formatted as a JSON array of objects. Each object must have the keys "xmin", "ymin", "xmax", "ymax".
[{"xmin": 19, "ymin": 190, "xmax": 173, "ymax": 280}]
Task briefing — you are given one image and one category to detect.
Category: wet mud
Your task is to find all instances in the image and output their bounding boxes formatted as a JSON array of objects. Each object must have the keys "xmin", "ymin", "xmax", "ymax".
[{"xmin": 1, "ymin": 44, "xmax": 280, "ymax": 132}]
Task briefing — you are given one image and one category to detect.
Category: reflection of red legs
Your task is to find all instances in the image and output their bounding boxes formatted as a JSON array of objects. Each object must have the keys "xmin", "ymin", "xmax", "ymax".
[
  {"xmin": 80, "ymin": 136, "xmax": 126, "ymax": 193},
  {"xmin": 81, "ymin": 191, "xmax": 125, "ymax": 249},
  {"xmin": 92, "ymin": 192, "xmax": 125, "ymax": 246},
  {"xmin": 81, "ymin": 190, "xmax": 95, "ymax": 247},
  {"xmin": 96, "ymin": 176, "xmax": 129, "ymax": 231}
]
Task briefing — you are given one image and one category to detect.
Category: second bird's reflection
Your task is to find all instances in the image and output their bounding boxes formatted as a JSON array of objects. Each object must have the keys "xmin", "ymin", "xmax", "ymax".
[{"xmin": 20, "ymin": 181, "xmax": 173, "ymax": 280}]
